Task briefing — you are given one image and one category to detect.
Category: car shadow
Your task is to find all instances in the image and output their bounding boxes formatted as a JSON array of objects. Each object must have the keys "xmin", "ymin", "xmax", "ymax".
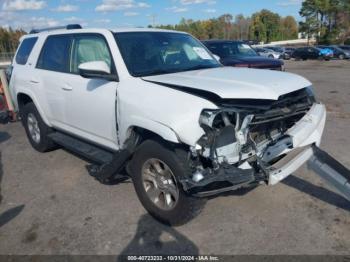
[
  {"xmin": 118, "ymin": 214, "xmax": 198, "ymax": 259},
  {"xmin": 0, "ymin": 131, "xmax": 11, "ymax": 144},
  {"xmin": 0, "ymin": 132, "xmax": 11, "ymax": 204},
  {"xmin": 0, "ymin": 204, "xmax": 25, "ymax": 228},
  {"xmin": 0, "ymin": 152, "xmax": 3, "ymax": 204},
  {"xmin": 282, "ymin": 175, "xmax": 350, "ymax": 212}
]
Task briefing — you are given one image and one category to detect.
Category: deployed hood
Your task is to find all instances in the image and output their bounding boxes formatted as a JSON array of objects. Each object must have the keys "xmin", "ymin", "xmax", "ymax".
[{"xmin": 142, "ymin": 67, "xmax": 311, "ymax": 101}]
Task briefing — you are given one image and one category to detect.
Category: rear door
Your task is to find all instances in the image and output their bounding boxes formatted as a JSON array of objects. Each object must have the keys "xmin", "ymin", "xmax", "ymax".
[
  {"xmin": 61, "ymin": 33, "xmax": 119, "ymax": 150},
  {"xmin": 35, "ymin": 34, "xmax": 72, "ymax": 127}
]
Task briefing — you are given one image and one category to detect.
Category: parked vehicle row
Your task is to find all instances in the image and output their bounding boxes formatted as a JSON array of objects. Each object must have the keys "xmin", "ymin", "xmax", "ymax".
[
  {"xmin": 292, "ymin": 47, "xmax": 332, "ymax": 61},
  {"xmin": 251, "ymin": 44, "xmax": 350, "ymax": 61},
  {"xmin": 292, "ymin": 45, "xmax": 350, "ymax": 61}
]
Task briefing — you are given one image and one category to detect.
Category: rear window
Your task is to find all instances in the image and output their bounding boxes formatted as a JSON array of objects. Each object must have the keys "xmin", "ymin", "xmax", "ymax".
[
  {"xmin": 15, "ymin": 37, "xmax": 38, "ymax": 65},
  {"xmin": 36, "ymin": 35, "xmax": 71, "ymax": 73}
]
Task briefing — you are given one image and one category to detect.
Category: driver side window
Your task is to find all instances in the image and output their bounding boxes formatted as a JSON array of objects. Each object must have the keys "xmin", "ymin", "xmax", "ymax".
[{"xmin": 70, "ymin": 35, "xmax": 114, "ymax": 74}]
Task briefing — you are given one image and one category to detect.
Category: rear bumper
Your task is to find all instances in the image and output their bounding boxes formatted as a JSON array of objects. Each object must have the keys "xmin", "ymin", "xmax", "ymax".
[{"xmin": 267, "ymin": 103, "xmax": 326, "ymax": 185}]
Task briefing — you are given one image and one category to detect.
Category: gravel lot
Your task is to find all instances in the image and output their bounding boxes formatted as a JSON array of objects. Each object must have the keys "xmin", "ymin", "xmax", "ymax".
[{"xmin": 0, "ymin": 60, "xmax": 349, "ymax": 255}]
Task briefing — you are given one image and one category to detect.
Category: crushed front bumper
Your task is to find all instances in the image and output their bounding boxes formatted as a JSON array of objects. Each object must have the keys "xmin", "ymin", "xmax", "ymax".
[{"xmin": 267, "ymin": 103, "xmax": 326, "ymax": 185}]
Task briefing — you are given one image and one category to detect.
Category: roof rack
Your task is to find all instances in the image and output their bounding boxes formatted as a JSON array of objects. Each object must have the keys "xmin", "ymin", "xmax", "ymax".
[{"xmin": 29, "ymin": 24, "xmax": 82, "ymax": 34}]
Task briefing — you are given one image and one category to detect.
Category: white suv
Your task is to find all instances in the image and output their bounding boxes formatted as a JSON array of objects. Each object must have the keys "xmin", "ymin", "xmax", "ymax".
[{"xmin": 10, "ymin": 25, "xmax": 326, "ymax": 225}]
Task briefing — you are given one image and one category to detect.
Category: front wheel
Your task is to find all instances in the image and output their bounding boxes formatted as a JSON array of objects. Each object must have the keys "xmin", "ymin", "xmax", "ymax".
[
  {"xmin": 339, "ymin": 54, "xmax": 345, "ymax": 60},
  {"xmin": 130, "ymin": 139, "xmax": 205, "ymax": 226}
]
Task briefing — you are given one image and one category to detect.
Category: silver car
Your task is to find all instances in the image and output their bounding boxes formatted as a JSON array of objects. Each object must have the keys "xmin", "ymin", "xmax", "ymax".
[{"xmin": 255, "ymin": 47, "xmax": 281, "ymax": 59}]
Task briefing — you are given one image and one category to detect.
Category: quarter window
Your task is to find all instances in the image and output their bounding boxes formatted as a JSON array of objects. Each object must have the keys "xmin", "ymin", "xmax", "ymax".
[
  {"xmin": 37, "ymin": 35, "xmax": 71, "ymax": 73},
  {"xmin": 15, "ymin": 37, "xmax": 38, "ymax": 65},
  {"xmin": 70, "ymin": 35, "xmax": 112, "ymax": 74}
]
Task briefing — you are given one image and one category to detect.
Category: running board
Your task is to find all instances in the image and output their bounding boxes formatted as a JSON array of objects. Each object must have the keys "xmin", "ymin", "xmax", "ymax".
[
  {"xmin": 308, "ymin": 145, "xmax": 350, "ymax": 201},
  {"xmin": 48, "ymin": 132, "xmax": 114, "ymax": 164}
]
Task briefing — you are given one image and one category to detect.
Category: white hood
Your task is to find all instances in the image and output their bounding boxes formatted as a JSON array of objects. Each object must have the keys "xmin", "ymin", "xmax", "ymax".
[{"xmin": 142, "ymin": 67, "xmax": 312, "ymax": 100}]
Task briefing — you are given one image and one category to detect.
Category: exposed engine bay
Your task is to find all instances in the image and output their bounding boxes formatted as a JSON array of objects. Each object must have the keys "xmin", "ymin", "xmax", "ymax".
[{"xmin": 181, "ymin": 87, "xmax": 316, "ymax": 196}]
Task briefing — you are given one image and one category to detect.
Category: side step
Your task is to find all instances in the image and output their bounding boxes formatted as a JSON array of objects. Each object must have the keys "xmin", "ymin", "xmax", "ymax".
[
  {"xmin": 48, "ymin": 132, "xmax": 114, "ymax": 164},
  {"xmin": 308, "ymin": 145, "xmax": 350, "ymax": 201}
]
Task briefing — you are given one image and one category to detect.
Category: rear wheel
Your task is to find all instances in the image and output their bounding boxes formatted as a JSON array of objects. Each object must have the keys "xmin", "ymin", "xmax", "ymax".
[
  {"xmin": 339, "ymin": 54, "xmax": 345, "ymax": 60},
  {"xmin": 130, "ymin": 139, "xmax": 205, "ymax": 226},
  {"xmin": 21, "ymin": 102, "xmax": 56, "ymax": 152}
]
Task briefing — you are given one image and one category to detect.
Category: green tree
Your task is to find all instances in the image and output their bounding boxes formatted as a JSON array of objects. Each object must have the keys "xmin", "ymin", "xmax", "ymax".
[
  {"xmin": 281, "ymin": 16, "xmax": 298, "ymax": 40},
  {"xmin": 299, "ymin": 0, "xmax": 350, "ymax": 44}
]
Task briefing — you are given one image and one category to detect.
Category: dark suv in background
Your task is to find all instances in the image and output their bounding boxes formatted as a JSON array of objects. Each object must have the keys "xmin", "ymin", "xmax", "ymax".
[
  {"xmin": 292, "ymin": 47, "xmax": 332, "ymax": 61},
  {"xmin": 202, "ymin": 40, "xmax": 284, "ymax": 71}
]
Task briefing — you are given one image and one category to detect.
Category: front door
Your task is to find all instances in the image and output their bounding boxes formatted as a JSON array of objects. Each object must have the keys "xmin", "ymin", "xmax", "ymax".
[{"xmin": 62, "ymin": 34, "xmax": 119, "ymax": 150}]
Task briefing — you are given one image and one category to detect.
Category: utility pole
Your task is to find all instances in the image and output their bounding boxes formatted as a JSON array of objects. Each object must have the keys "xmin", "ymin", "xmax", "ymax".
[{"xmin": 149, "ymin": 14, "xmax": 157, "ymax": 27}]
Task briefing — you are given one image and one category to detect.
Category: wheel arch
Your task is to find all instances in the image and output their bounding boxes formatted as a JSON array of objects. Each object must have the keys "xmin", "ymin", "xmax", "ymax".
[
  {"xmin": 17, "ymin": 92, "xmax": 51, "ymax": 127},
  {"xmin": 123, "ymin": 122, "xmax": 182, "ymax": 149}
]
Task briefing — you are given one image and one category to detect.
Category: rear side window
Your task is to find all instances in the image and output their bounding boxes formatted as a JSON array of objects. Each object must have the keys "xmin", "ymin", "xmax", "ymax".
[
  {"xmin": 15, "ymin": 37, "xmax": 38, "ymax": 65},
  {"xmin": 37, "ymin": 35, "xmax": 71, "ymax": 73}
]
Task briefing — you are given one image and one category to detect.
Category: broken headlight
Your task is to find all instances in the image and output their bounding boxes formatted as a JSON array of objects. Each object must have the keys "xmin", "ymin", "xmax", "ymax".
[
  {"xmin": 199, "ymin": 109, "xmax": 239, "ymax": 130},
  {"xmin": 199, "ymin": 109, "xmax": 219, "ymax": 129},
  {"xmin": 305, "ymin": 86, "xmax": 317, "ymax": 103}
]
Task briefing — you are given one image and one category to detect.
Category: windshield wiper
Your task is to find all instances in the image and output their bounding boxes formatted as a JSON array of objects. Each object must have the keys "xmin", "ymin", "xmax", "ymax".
[
  {"xmin": 137, "ymin": 65, "xmax": 221, "ymax": 77},
  {"xmin": 136, "ymin": 69, "xmax": 175, "ymax": 77},
  {"xmin": 184, "ymin": 64, "xmax": 221, "ymax": 71}
]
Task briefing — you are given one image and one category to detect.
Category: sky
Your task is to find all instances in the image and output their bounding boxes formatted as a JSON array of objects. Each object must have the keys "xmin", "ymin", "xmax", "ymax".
[{"xmin": 0, "ymin": 0, "xmax": 303, "ymax": 31}]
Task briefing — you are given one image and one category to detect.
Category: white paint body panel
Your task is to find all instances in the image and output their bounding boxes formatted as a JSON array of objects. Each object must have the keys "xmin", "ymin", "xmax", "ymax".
[
  {"xmin": 268, "ymin": 104, "xmax": 326, "ymax": 185},
  {"xmin": 143, "ymin": 67, "xmax": 311, "ymax": 100}
]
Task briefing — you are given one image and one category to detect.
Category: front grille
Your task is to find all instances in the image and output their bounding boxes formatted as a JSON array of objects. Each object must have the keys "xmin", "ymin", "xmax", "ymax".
[
  {"xmin": 250, "ymin": 88, "xmax": 312, "ymax": 126},
  {"xmin": 248, "ymin": 88, "xmax": 313, "ymax": 144}
]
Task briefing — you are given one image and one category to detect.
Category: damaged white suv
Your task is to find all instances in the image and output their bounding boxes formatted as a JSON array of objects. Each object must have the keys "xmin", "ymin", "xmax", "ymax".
[{"xmin": 10, "ymin": 25, "xmax": 326, "ymax": 225}]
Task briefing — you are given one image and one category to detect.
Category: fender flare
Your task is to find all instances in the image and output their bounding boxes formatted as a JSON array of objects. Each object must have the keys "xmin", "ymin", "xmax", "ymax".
[
  {"xmin": 16, "ymin": 91, "xmax": 52, "ymax": 127},
  {"xmin": 124, "ymin": 118, "xmax": 180, "ymax": 145}
]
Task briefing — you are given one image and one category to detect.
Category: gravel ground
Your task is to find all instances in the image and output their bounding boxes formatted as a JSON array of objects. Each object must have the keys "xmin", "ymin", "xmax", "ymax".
[{"xmin": 0, "ymin": 60, "xmax": 349, "ymax": 255}]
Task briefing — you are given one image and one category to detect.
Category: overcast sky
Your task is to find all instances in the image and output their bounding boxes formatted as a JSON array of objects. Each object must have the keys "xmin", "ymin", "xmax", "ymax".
[{"xmin": 0, "ymin": 0, "xmax": 303, "ymax": 31}]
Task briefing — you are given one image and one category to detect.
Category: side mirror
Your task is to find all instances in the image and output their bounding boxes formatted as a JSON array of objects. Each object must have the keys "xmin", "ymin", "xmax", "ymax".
[
  {"xmin": 78, "ymin": 61, "xmax": 117, "ymax": 81},
  {"xmin": 213, "ymin": 54, "xmax": 221, "ymax": 61}
]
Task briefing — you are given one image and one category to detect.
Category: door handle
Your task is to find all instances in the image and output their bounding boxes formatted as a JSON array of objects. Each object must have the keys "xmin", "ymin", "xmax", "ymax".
[{"xmin": 62, "ymin": 84, "xmax": 73, "ymax": 91}]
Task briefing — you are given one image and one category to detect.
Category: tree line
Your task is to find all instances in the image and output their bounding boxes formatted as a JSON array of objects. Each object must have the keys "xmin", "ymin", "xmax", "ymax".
[
  {"xmin": 1, "ymin": 1, "xmax": 349, "ymax": 53},
  {"xmin": 299, "ymin": 0, "xmax": 350, "ymax": 44},
  {"xmin": 156, "ymin": 10, "xmax": 299, "ymax": 43},
  {"xmin": 0, "ymin": 28, "xmax": 26, "ymax": 53}
]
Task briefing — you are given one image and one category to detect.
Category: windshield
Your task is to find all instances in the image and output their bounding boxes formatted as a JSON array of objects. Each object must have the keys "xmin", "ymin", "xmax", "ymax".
[
  {"xmin": 206, "ymin": 42, "xmax": 258, "ymax": 58},
  {"xmin": 114, "ymin": 32, "xmax": 221, "ymax": 77}
]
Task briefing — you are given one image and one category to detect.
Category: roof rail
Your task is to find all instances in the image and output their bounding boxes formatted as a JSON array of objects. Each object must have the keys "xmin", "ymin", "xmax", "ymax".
[{"xmin": 29, "ymin": 24, "xmax": 82, "ymax": 34}]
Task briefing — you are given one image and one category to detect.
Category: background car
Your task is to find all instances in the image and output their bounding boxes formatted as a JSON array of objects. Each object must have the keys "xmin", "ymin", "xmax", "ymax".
[
  {"xmin": 285, "ymin": 47, "xmax": 296, "ymax": 57},
  {"xmin": 202, "ymin": 40, "xmax": 284, "ymax": 70},
  {"xmin": 339, "ymin": 45, "xmax": 350, "ymax": 52},
  {"xmin": 328, "ymin": 45, "xmax": 350, "ymax": 59},
  {"xmin": 265, "ymin": 46, "xmax": 291, "ymax": 60},
  {"xmin": 292, "ymin": 47, "xmax": 331, "ymax": 61},
  {"xmin": 316, "ymin": 46, "xmax": 334, "ymax": 58},
  {"xmin": 254, "ymin": 47, "xmax": 281, "ymax": 59}
]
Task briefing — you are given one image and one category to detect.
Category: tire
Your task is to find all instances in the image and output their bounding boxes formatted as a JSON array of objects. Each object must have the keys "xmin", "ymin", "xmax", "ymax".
[
  {"xmin": 130, "ymin": 139, "xmax": 205, "ymax": 226},
  {"xmin": 21, "ymin": 102, "xmax": 56, "ymax": 152},
  {"xmin": 339, "ymin": 54, "xmax": 345, "ymax": 60}
]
